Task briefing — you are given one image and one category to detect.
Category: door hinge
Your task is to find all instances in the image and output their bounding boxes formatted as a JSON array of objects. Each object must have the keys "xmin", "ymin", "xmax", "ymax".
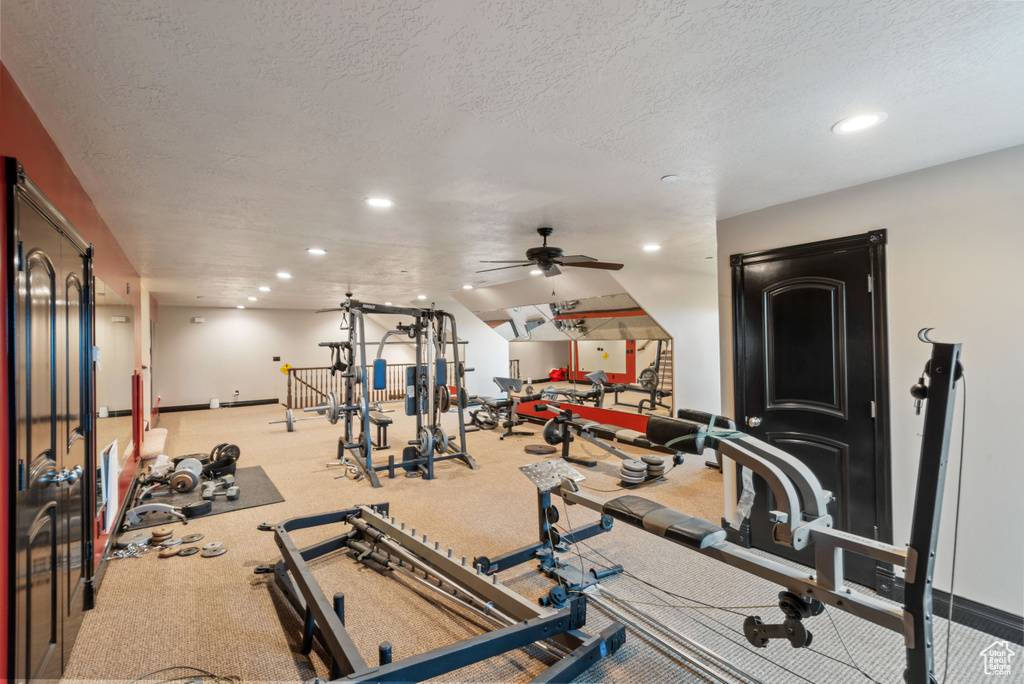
[
  {"xmin": 867, "ymin": 274, "xmax": 873, "ymax": 293},
  {"xmin": 870, "ymin": 400, "xmax": 876, "ymax": 418}
]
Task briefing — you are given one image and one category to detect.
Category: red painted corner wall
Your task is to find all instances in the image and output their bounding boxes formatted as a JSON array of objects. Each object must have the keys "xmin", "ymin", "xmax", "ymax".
[{"xmin": 2, "ymin": 63, "xmax": 145, "ymax": 678}]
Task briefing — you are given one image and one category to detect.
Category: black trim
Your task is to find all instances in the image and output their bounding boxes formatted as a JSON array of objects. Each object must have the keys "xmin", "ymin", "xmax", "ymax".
[
  {"xmin": 879, "ymin": 576, "xmax": 1023, "ymax": 645},
  {"xmin": 160, "ymin": 398, "xmax": 279, "ymax": 413},
  {"xmin": 730, "ymin": 229, "xmax": 887, "ymax": 267}
]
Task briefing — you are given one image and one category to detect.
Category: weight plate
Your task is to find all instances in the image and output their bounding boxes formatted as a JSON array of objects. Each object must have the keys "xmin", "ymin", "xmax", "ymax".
[
  {"xmin": 178, "ymin": 546, "xmax": 200, "ymax": 556},
  {"xmin": 158, "ymin": 547, "xmax": 181, "ymax": 558},
  {"xmin": 169, "ymin": 470, "xmax": 198, "ymax": 492},
  {"xmin": 432, "ymin": 426, "xmax": 449, "ymax": 454},
  {"xmin": 183, "ymin": 500, "xmax": 213, "ymax": 518},
  {"xmin": 417, "ymin": 427, "xmax": 433, "ymax": 458},
  {"xmin": 641, "ymin": 455, "xmax": 666, "ymax": 466},
  {"xmin": 621, "ymin": 459, "xmax": 647, "ymax": 473},
  {"xmin": 202, "ymin": 547, "xmax": 228, "ymax": 558},
  {"xmin": 202, "ymin": 541, "xmax": 223, "ymax": 551},
  {"xmin": 639, "ymin": 367, "xmax": 659, "ymax": 392},
  {"xmin": 181, "ymin": 533, "xmax": 204, "ymax": 544},
  {"xmin": 327, "ymin": 391, "xmax": 340, "ymax": 425},
  {"xmin": 524, "ymin": 385, "xmax": 534, "ymax": 395},
  {"xmin": 619, "ymin": 473, "xmax": 646, "ymax": 484},
  {"xmin": 161, "ymin": 538, "xmax": 183, "ymax": 547},
  {"xmin": 459, "ymin": 388, "xmax": 469, "ymax": 410},
  {"xmin": 152, "ymin": 527, "xmax": 174, "ymax": 538},
  {"xmin": 315, "ymin": 402, "xmax": 328, "ymax": 417},
  {"xmin": 524, "ymin": 444, "xmax": 557, "ymax": 455},
  {"xmin": 117, "ymin": 531, "xmax": 153, "ymax": 548},
  {"xmin": 286, "ymin": 408, "xmax": 295, "ymax": 432}
]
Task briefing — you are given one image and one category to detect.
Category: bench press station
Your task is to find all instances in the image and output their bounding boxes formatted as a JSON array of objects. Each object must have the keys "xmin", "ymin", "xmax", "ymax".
[{"xmin": 475, "ymin": 339, "xmax": 963, "ymax": 684}]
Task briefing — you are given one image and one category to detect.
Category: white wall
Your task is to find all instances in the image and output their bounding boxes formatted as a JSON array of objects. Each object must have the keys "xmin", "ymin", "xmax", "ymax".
[
  {"xmin": 717, "ymin": 145, "xmax": 1024, "ymax": 617},
  {"xmin": 154, "ymin": 307, "xmax": 415, "ymax": 406},
  {"xmin": 509, "ymin": 341, "xmax": 569, "ymax": 383},
  {"xmin": 615, "ymin": 268, "xmax": 721, "ymax": 413},
  {"xmin": 154, "ymin": 297, "xmax": 511, "ymax": 407}
]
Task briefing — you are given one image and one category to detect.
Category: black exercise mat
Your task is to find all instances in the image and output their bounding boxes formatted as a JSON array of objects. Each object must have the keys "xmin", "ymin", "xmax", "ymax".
[{"xmin": 126, "ymin": 465, "xmax": 284, "ymax": 530}]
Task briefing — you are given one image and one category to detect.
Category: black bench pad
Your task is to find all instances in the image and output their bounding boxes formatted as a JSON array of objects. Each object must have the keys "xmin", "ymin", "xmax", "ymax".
[
  {"xmin": 602, "ymin": 495, "xmax": 726, "ymax": 549},
  {"xmin": 368, "ymin": 410, "xmax": 392, "ymax": 426}
]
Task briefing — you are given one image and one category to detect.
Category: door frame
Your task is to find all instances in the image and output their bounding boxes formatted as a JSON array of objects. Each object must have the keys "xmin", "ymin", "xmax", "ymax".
[
  {"xmin": 6, "ymin": 158, "xmax": 95, "ymax": 681},
  {"xmin": 730, "ymin": 229, "xmax": 893, "ymax": 552}
]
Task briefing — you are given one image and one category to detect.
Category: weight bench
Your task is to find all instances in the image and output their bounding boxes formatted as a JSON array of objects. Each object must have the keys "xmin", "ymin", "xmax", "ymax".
[
  {"xmin": 602, "ymin": 495, "xmax": 726, "ymax": 549},
  {"xmin": 367, "ymin": 410, "xmax": 392, "ymax": 449}
]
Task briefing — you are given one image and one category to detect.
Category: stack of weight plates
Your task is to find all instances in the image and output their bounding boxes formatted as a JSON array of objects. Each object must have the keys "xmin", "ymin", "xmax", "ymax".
[
  {"xmin": 619, "ymin": 459, "xmax": 647, "ymax": 484},
  {"xmin": 642, "ymin": 455, "xmax": 666, "ymax": 480}
]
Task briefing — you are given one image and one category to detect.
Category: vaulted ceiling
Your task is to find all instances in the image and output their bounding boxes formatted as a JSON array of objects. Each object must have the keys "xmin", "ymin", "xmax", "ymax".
[{"xmin": 4, "ymin": 1, "xmax": 1024, "ymax": 309}]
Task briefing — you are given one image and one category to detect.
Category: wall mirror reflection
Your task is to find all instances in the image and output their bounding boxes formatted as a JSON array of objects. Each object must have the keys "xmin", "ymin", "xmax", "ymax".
[
  {"xmin": 94, "ymin": 278, "xmax": 134, "ymax": 519},
  {"xmin": 456, "ymin": 270, "xmax": 673, "ymax": 415}
]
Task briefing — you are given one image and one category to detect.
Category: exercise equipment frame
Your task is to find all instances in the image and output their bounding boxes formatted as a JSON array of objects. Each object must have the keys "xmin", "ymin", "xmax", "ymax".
[
  {"xmin": 256, "ymin": 504, "xmax": 625, "ymax": 682},
  {"xmin": 490, "ymin": 340, "xmax": 962, "ymax": 684}
]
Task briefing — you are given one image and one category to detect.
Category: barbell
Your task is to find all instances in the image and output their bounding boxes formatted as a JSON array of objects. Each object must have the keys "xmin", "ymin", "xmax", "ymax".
[{"xmin": 268, "ymin": 406, "xmax": 328, "ymax": 432}]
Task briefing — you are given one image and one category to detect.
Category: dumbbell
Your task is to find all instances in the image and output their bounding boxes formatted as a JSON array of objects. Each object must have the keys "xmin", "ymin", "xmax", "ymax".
[
  {"xmin": 268, "ymin": 407, "xmax": 327, "ymax": 432},
  {"xmin": 202, "ymin": 484, "xmax": 240, "ymax": 500}
]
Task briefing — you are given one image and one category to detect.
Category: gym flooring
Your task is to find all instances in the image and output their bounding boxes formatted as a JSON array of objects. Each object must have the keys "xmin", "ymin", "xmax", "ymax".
[{"xmin": 64, "ymin": 403, "xmax": 997, "ymax": 683}]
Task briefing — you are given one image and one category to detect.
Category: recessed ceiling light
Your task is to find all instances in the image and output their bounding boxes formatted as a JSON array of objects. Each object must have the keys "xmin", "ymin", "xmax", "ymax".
[
  {"xmin": 384, "ymin": 302, "xmax": 392, "ymax": 306},
  {"xmin": 259, "ymin": 286, "xmax": 270, "ymax": 292},
  {"xmin": 277, "ymin": 272, "xmax": 292, "ymax": 279},
  {"xmin": 307, "ymin": 248, "xmax": 326, "ymax": 255},
  {"xmin": 661, "ymin": 174, "xmax": 679, "ymax": 182},
  {"xmin": 417, "ymin": 295, "xmax": 427, "ymax": 300},
  {"xmin": 236, "ymin": 305, "xmax": 245, "ymax": 309},
  {"xmin": 463, "ymin": 285, "xmax": 473, "ymax": 290},
  {"xmin": 643, "ymin": 244, "xmax": 661, "ymax": 252},
  {"xmin": 831, "ymin": 112, "xmax": 887, "ymax": 134},
  {"xmin": 248, "ymin": 296, "xmax": 257, "ymax": 301},
  {"xmin": 530, "ymin": 269, "xmax": 543, "ymax": 276},
  {"xmin": 366, "ymin": 197, "xmax": 394, "ymax": 208}
]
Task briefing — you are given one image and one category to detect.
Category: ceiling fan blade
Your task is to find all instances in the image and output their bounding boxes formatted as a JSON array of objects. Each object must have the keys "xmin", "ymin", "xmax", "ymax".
[
  {"xmin": 563, "ymin": 260, "xmax": 624, "ymax": 271},
  {"xmin": 558, "ymin": 255, "xmax": 598, "ymax": 264},
  {"xmin": 478, "ymin": 260, "xmax": 533, "ymax": 264},
  {"xmin": 543, "ymin": 264, "xmax": 562, "ymax": 277},
  {"xmin": 476, "ymin": 263, "xmax": 535, "ymax": 273}
]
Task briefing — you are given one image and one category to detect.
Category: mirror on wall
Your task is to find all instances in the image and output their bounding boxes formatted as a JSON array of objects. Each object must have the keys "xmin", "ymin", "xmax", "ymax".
[
  {"xmin": 94, "ymin": 278, "xmax": 134, "ymax": 519},
  {"xmin": 456, "ymin": 271, "xmax": 673, "ymax": 415}
]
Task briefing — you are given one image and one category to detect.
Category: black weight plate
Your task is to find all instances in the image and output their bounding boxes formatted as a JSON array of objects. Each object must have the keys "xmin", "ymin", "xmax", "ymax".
[
  {"xmin": 178, "ymin": 546, "xmax": 200, "ymax": 556},
  {"xmin": 401, "ymin": 446, "xmax": 420, "ymax": 473},
  {"xmin": 524, "ymin": 444, "xmax": 557, "ymax": 455},
  {"xmin": 182, "ymin": 500, "xmax": 213, "ymax": 518}
]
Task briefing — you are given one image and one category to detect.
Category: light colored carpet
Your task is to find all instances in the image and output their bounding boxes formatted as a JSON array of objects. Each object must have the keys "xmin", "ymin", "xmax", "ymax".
[{"xmin": 61, "ymin": 404, "xmax": 1013, "ymax": 683}]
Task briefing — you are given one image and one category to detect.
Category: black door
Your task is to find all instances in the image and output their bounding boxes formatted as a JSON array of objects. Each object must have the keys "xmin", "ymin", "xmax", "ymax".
[
  {"xmin": 731, "ymin": 230, "xmax": 890, "ymax": 588},
  {"xmin": 8, "ymin": 159, "xmax": 94, "ymax": 682}
]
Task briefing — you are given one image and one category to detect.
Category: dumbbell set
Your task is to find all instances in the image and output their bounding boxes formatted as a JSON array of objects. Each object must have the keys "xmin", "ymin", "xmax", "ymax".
[{"xmin": 202, "ymin": 474, "xmax": 240, "ymax": 500}]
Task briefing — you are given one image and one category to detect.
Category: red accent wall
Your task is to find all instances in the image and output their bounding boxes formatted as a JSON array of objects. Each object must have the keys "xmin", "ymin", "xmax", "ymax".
[{"xmin": 1, "ymin": 64, "xmax": 145, "ymax": 675}]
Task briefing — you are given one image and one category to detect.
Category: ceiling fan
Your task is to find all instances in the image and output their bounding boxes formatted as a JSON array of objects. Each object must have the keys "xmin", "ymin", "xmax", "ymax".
[{"xmin": 477, "ymin": 227, "xmax": 624, "ymax": 277}]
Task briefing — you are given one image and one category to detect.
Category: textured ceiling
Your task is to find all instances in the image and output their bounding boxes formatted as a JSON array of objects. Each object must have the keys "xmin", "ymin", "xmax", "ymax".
[{"xmin": 4, "ymin": 1, "xmax": 1024, "ymax": 309}]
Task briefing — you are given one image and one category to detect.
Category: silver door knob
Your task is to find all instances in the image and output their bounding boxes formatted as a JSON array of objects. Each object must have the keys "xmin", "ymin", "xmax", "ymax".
[
  {"xmin": 46, "ymin": 465, "xmax": 83, "ymax": 485},
  {"xmin": 746, "ymin": 416, "xmax": 762, "ymax": 428}
]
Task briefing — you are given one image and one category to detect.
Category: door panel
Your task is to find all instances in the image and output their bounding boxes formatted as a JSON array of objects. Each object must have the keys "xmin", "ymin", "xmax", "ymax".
[
  {"xmin": 62, "ymin": 267, "xmax": 89, "ymax": 662},
  {"xmin": 18, "ymin": 246, "xmax": 62, "ymax": 682},
  {"xmin": 765, "ymin": 278, "xmax": 846, "ymax": 416},
  {"xmin": 733, "ymin": 232, "xmax": 889, "ymax": 588}
]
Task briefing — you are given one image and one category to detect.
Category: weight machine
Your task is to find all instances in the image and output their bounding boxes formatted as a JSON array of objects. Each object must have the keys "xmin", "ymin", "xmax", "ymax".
[
  {"xmin": 608, "ymin": 340, "xmax": 673, "ymax": 414},
  {"xmin": 316, "ymin": 295, "xmax": 476, "ymax": 488},
  {"xmin": 476, "ymin": 339, "xmax": 962, "ymax": 684}
]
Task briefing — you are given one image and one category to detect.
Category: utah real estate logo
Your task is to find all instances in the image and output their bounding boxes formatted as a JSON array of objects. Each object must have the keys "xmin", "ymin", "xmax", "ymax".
[{"xmin": 980, "ymin": 641, "xmax": 1015, "ymax": 676}]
